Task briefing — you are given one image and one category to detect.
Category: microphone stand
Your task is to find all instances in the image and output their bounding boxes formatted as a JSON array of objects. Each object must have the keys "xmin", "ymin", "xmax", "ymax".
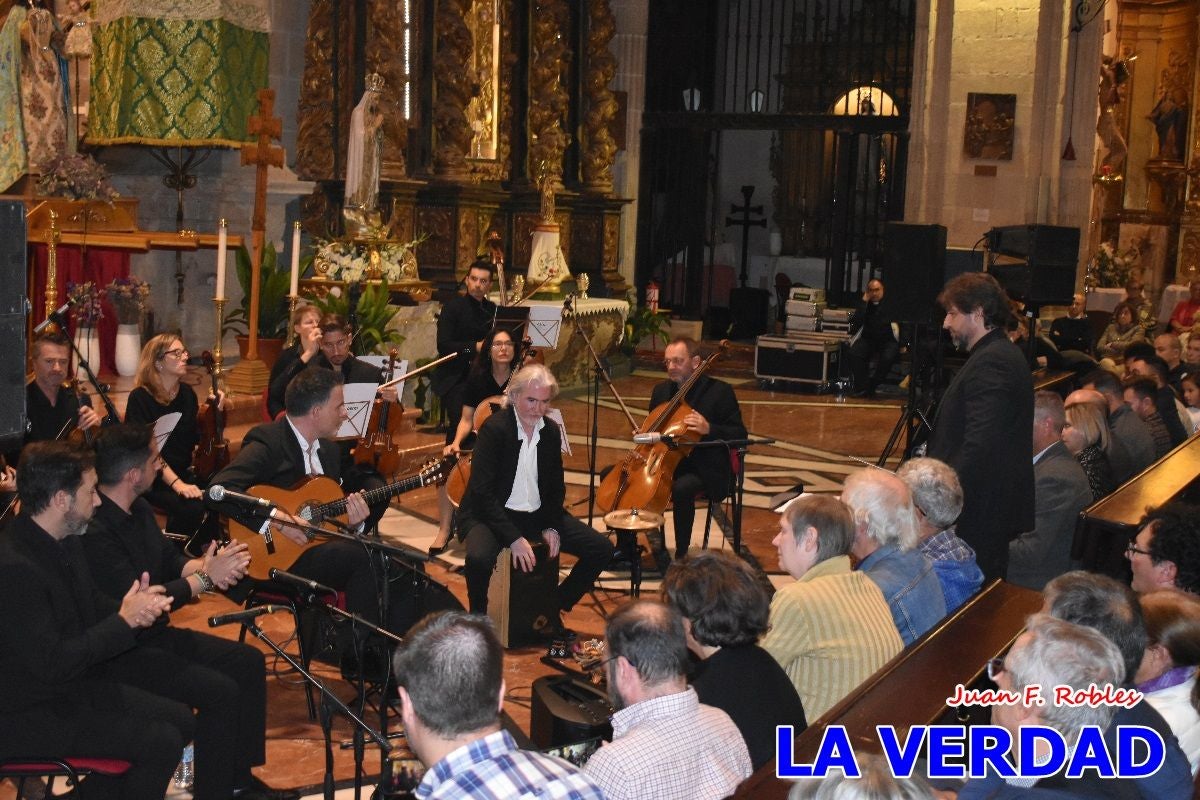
[{"xmin": 50, "ymin": 309, "xmax": 120, "ymax": 425}]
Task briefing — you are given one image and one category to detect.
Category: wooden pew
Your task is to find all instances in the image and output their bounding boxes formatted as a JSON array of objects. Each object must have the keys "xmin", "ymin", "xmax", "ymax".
[
  {"xmin": 1032, "ymin": 367, "xmax": 1075, "ymax": 395},
  {"xmin": 1073, "ymin": 434, "xmax": 1200, "ymax": 578},
  {"xmin": 732, "ymin": 579, "xmax": 1042, "ymax": 799}
]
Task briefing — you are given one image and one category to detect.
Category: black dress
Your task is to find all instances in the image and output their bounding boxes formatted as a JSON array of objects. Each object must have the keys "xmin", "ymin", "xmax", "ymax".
[
  {"xmin": 1076, "ymin": 443, "xmax": 1116, "ymax": 501},
  {"xmin": 456, "ymin": 370, "xmax": 505, "ymax": 451}
]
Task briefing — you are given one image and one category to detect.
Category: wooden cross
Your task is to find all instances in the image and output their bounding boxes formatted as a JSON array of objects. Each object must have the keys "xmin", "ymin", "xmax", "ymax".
[
  {"xmin": 725, "ymin": 185, "xmax": 766, "ymax": 288},
  {"xmin": 238, "ymin": 88, "xmax": 284, "ymax": 362}
]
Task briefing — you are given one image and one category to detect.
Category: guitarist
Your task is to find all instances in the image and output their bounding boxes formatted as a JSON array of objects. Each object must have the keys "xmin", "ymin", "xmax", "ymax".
[{"xmin": 206, "ymin": 366, "xmax": 409, "ymax": 634}]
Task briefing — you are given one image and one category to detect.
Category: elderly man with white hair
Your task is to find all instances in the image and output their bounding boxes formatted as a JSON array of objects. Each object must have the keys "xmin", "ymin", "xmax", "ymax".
[
  {"xmin": 842, "ymin": 469, "xmax": 946, "ymax": 646},
  {"xmin": 895, "ymin": 458, "xmax": 983, "ymax": 613}
]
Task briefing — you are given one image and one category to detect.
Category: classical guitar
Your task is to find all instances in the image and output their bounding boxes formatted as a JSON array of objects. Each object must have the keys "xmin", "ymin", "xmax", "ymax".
[{"xmin": 226, "ymin": 456, "xmax": 455, "ymax": 579}]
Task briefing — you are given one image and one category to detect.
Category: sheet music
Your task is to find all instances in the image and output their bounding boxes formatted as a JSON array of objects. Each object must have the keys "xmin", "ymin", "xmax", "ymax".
[
  {"xmin": 528, "ymin": 305, "xmax": 563, "ymax": 349},
  {"xmin": 152, "ymin": 412, "xmax": 181, "ymax": 451},
  {"xmin": 545, "ymin": 408, "xmax": 571, "ymax": 455},
  {"xmin": 336, "ymin": 382, "xmax": 379, "ymax": 439}
]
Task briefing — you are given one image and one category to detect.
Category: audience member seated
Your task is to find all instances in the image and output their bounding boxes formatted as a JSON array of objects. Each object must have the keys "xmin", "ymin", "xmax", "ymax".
[
  {"xmin": 1126, "ymin": 502, "xmax": 1200, "ymax": 594},
  {"xmin": 1125, "ymin": 353, "xmax": 1193, "ymax": 442},
  {"xmin": 1137, "ymin": 590, "xmax": 1200, "ymax": 774},
  {"xmin": 1049, "ymin": 293, "xmax": 1094, "ymax": 355},
  {"xmin": 1080, "ymin": 370, "xmax": 1156, "ymax": 482},
  {"xmin": 1123, "ymin": 278, "xmax": 1158, "ymax": 331},
  {"xmin": 391, "ymin": 611, "xmax": 604, "ymax": 800},
  {"xmin": 841, "ymin": 469, "xmax": 945, "ymax": 644},
  {"xmin": 1097, "ymin": 301, "xmax": 1147, "ymax": 361},
  {"xmin": 1181, "ymin": 373, "xmax": 1200, "ymax": 431},
  {"xmin": 848, "ymin": 278, "xmax": 899, "ymax": 398},
  {"xmin": 788, "ymin": 752, "xmax": 937, "ymax": 799},
  {"xmin": 1168, "ymin": 279, "xmax": 1200, "ymax": 335},
  {"xmin": 661, "ymin": 551, "xmax": 807, "ymax": 769},
  {"xmin": 1008, "ymin": 392, "xmax": 1092, "ymax": 591},
  {"xmin": 1062, "ymin": 400, "xmax": 1116, "ymax": 500},
  {"xmin": 82, "ymin": 424, "xmax": 294, "ymax": 800},
  {"xmin": 1155, "ymin": 332, "xmax": 1188, "ymax": 394},
  {"xmin": 955, "ymin": 614, "xmax": 1146, "ymax": 799},
  {"xmin": 0, "ymin": 441, "xmax": 190, "ymax": 800},
  {"xmin": 1185, "ymin": 333, "xmax": 1200, "ymax": 372},
  {"xmin": 584, "ymin": 600, "xmax": 751, "ymax": 800},
  {"xmin": 1044, "ymin": 571, "xmax": 1194, "ymax": 800},
  {"xmin": 895, "ymin": 458, "xmax": 983, "ymax": 613},
  {"xmin": 1123, "ymin": 378, "xmax": 1175, "ymax": 460},
  {"xmin": 761, "ymin": 495, "xmax": 903, "ymax": 719}
]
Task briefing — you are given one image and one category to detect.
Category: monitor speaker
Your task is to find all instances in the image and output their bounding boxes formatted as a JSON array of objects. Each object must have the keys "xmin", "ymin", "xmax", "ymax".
[
  {"xmin": 986, "ymin": 224, "xmax": 1079, "ymax": 306},
  {"xmin": 0, "ymin": 200, "xmax": 26, "ymax": 453},
  {"xmin": 881, "ymin": 222, "xmax": 947, "ymax": 323}
]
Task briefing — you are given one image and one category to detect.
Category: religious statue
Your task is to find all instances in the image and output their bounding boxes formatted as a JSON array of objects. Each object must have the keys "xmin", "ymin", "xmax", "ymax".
[
  {"xmin": 1148, "ymin": 86, "xmax": 1188, "ymax": 163},
  {"xmin": 1097, "ymin": 55, "xmax": 1130, "ymax": 175},
  {"xmin": 539, "ymin": 161, "xmax": 556, "ymax": 224},
  {"xmin": 344, "ymin": 73, "xmax": 386, "ymax": 238}
]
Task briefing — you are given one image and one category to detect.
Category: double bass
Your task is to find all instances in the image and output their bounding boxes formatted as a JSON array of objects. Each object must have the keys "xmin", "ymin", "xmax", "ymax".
[
  {"xmin": 193, "ymin": 351, "xmax": 230, "ymax": 483},
  {"xmin": 594, "ymin": 341, "xmax": 729, "ymax": 515},
  {"xmin": 354, "ymin": 348, "xmax": 407, "ymax": 478}
]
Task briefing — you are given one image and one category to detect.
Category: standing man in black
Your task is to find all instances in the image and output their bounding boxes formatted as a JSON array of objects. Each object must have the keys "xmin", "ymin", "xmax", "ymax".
[
  {"xmin": 652, "ymin": 338, "xmax": 747, "ymax": 561},
  {"xmin": 927, "ymin": 273, "xmax": 1034, "ymax": 582},
  {"xmin": 84, "ymin": 424, "xmax": 297, "ymax": 800},
  {"xmin": 848, "ymin": 278, "xmax": 900, "ymax": 398},
  {"xmin": 457, "ymin": 364, "xmax": 613, "ymax": 630},
  {"xmin": 0, "ymin": 441, "xmax": 190, "ymax": 800}
]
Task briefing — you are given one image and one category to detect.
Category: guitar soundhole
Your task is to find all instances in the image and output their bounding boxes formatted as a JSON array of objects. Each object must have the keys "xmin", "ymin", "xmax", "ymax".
[{"xmin": 297, "ymin": 503, "xmax": 320, "ymax": 524}]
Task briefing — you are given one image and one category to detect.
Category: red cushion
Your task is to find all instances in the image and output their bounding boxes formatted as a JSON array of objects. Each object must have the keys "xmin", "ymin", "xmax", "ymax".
[
  {"xmin": 0, "ymin": 758, "xmax": 131, "ymax": 777},
  {"xmin": 67, "ymin": 758, "xmax": 132, "ymax": 775}
]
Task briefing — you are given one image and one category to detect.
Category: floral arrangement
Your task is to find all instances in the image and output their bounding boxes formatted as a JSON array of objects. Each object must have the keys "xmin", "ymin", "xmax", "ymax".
[
  {"xmin": 67, "ymin": 282, "xmax": 104, "ymax": 327},
  {"xmin": 105, "ymin": 277, "xmax": 150, "ymax": 325},
  {"xmin": 307, "ymin": 235, "xmax": 425, "ymax": 284},
  {"xmin": 36, "ymin": 153, "xmax": 120, "ymax": 201},
  {"xmin": 1086, "ymin": 241, "xmax": 1139, "ymax": 289}
]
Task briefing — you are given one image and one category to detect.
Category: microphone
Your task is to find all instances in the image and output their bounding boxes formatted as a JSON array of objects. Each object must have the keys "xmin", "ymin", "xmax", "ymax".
[
  {"xmin": 633, "ymin": 432, "xmax": 676, "ymax": 445},
  {"xmin": 34, "ymin": 299, "xmax": 73, "ymax": 334},
  {"xmin": 208, "ymin": 485, "xmax": 277, "ymax": 516},
  {"xmin": 208, "ymin": 605, "xmax": 279, "ymax": 627},
  {"xmin": 269, "ymin": 568, "xmax": 336, "ymax": 597}
]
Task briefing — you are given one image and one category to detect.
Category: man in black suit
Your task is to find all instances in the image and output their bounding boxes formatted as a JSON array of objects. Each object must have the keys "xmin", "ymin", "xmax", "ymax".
[
  {"xmin": 848, "ymin": 278, "xmax": 900, "ymax": 398},
  {"xmin": 651, "ymin": 338, "xmax": 747, "ymax": 561},
  {"xmin": 433, "ymin": 257, "xmax": 497, "ymax": 438},
  {"xmin": 927, "ymin": 272, "xmax": 1034, "ymax": 582},
  {"xmin": 457, "ymin": 364, "xmax": 613, "ymax": 628},
  {"xmin": 0, "ymin": 441, "xmax": 191, "ymax": 800}
]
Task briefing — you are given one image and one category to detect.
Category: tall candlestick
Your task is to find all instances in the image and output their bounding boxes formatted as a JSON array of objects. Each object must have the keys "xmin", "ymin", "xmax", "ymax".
[
  {"xmin": 215, "ymin": 219, "xmax": 228, "ymax": 301},
  {"xmin": 290, "ymin": 221, "xmax": 301, "ymax": 297}
]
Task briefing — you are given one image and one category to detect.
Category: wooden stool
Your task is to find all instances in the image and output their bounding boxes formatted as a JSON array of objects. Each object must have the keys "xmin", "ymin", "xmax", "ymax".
[{"xmin": 488, "ymin": 542, "xmax": 560, "ymax": 647}]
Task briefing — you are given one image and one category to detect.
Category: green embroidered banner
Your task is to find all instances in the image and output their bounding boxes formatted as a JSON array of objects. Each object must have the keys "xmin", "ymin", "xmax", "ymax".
[{"xmin": 89, "ymin": 16, "xmax": 269, "ymax": 146}]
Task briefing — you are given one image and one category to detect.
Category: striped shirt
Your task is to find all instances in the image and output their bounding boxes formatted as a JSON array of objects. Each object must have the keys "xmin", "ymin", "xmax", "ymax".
[
  {"xmin": 415, "ymin": 730, "xmax": 604, "ymax": 800},
  {"xmin": 761, "ymin": 555, "xmax": 904, "ymax": 719}
]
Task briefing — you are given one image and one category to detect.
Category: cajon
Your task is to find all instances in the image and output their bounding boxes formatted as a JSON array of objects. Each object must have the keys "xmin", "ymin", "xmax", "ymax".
[{"xmin": 488, "ymin": 543, "xmax": 561, "ymax": 647}]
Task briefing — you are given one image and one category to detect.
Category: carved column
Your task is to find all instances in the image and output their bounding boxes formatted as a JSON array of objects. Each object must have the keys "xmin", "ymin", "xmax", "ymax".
[
  {"xmin": 433, "ymin": 0, "xmax": 475, "ymax": 178},
  {"xmin": 581, "ymin": 0, "xmax": 618, "ymax": 194},
  {"xmin": 366, "ymin": 0, "xmax": 409, "ymax": 179},
  {"xmin": 528, "ymin": 0, "xmax": 572, "ymax": 188},
  {"xmin": 297, "ymin": 0, "xmax": 346, "ymax": 180}
]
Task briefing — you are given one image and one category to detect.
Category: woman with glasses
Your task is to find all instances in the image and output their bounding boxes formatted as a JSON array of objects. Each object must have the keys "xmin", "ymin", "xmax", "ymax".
[
  {"xmin": 125, "ymin": 333, "xmax": 225, "ymax": 552},
  {"xmin": 433, "ymin": 326, "xmax": 523, "ymax": 554}
]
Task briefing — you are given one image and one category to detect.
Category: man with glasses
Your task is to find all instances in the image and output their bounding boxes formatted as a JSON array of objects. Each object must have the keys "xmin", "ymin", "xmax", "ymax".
[
  {"xmin": 648, "ymin": 338, "xmax": 746, "ymax": 562},
  {"xmin": 1126, "ymin": 502, "xmax": 1200, "ymax": 595}
]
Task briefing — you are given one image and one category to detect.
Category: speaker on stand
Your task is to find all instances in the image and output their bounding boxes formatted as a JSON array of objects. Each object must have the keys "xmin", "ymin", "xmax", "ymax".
[{"xmin": 0, "ymin": 201, "xmax": 27, "ymax": 455}]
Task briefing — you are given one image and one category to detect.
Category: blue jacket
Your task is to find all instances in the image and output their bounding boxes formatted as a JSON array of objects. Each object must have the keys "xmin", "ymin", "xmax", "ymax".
[{"xmin": 858, "ymin": 544, "xmax": 946, "ymax": 646}]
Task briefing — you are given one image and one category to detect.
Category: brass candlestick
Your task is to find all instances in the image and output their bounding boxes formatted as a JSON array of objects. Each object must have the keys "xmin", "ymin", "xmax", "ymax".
[
  {"xmin": 287, "ymin": 294, "xmax": 300, "ymax": 345},
  {"xmin": 212, "ymin": 297, "xmax": 226, "ymax": 387}
]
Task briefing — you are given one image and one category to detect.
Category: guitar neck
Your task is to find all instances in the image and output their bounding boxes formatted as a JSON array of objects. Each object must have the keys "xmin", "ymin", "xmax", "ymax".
[{"xmin": 313, "ymin": 472, "xmax": 426, "ymax": 518}]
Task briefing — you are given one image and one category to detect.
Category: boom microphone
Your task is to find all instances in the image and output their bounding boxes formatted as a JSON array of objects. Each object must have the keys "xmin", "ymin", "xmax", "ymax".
[
  {"xmin": 34, "ymin": 299, "xmax": 73, "ymax": 334},
  {"xmin": 208, "ymin": 485, "xmax": 278, "ymax": 516},
  {"xmin": 208, "ymin": 605, "xmax": 280, "ymax": 627},
  {"xmin": 632, "ymin": 432, "xmax": 676, "ymax": 445},
  {"xmin": 269, "ymin": 568, "xmax": 336, "ymax": 597}
]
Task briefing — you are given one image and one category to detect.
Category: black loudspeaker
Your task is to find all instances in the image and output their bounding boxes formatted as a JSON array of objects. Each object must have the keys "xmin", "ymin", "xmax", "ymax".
[
  {"xmin": 529, "ymin": 675, "xmax": 613, "ymax": 749},
  {"xmin": 729, "ymin": 287, "xmax": 770, "ymax": 339},
  {"xmin": 0, "ymin": 201, "xmax": 26, "ymax": 453},
  {"xmin": 986, "ymin": 224, "xmax": 1080, "ymax": 306},
  {"xmin": 881, "ymin": 222, "xmax": 947, "ymax": 323}
]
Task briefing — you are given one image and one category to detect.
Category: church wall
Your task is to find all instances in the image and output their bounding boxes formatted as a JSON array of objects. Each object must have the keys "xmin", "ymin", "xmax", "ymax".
[{"xmin": 104, "ymin": 0, "xmax": 312, "ymax": 360}]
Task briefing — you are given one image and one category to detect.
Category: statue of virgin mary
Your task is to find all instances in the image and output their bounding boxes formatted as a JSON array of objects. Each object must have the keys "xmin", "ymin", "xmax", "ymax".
[{"xmin": 344, "ymin": 73, "xmax": 385, "ymax": 237}]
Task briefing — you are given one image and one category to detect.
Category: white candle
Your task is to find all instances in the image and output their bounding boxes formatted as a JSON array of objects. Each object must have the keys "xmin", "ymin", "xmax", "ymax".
[
  {"xmin": 290, "ymin": 221, "xmax": 302, "ymax": 297},
  {"xmin": 215, "ymin": 218, "xmax": 227, "ymax": 301}
]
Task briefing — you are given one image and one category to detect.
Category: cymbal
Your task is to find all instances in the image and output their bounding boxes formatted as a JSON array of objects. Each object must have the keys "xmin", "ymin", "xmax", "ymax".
[{"xmin": 604, "ymin": 509, "xmax": 664, "ymax": 532}]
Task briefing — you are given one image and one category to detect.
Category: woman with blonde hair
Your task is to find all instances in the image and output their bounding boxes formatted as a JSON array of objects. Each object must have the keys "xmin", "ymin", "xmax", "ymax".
[
  {"xmin": 1137, "ymin": 590, "xmax": 1200, "ymax": 773},
  {"xmin": 124, "ymin": 332, "xmax": 224, "ymax": 552},
  {"xmin": 1062, "ymin": 400, "xmax": 1116, "ymax": 500},
  {"xmin": 266, "ymin": 303, "xmax": 323, "ymax": 419}
]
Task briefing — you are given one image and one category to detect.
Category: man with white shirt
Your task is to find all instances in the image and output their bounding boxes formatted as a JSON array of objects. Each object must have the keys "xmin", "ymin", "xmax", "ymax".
[{"xmin": 456, "ymin": 364, "xmax": 612, "ymax": 634}]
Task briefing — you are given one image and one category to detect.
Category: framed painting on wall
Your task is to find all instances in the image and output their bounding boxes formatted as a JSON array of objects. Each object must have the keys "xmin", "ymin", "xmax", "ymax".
[{"xmin": 963, "ymin": 93, "xmax": 1016, "ymax": 160}]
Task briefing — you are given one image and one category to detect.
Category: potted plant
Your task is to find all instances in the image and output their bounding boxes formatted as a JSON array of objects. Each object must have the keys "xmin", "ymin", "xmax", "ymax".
[
  {"xmin": 311, "ymin": 280, "xmax": 404, "ymax": 356},
  {"xmin": 221, "ymin": 242, "xmax": 291, "ymax": 369}
]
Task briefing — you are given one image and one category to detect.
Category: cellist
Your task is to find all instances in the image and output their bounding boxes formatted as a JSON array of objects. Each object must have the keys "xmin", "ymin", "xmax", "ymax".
[{"xmin": 654, "ymin": 338, "xmax": 746, "ymax": 562}]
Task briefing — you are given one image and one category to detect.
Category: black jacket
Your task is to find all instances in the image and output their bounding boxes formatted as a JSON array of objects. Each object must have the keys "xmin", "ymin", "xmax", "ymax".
[
  {"xmin": 649, "ymin": 374, "xmax": 747, "ymax": 501},
  {"xmin": 432, "ymin": 293, "xmax": 495, "ymax": 395}
]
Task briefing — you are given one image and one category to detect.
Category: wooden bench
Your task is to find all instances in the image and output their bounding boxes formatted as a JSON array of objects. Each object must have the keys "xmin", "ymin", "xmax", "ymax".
[
  {"xmin": 1074, "ymin": 434, "xmax": 1200, "ymax": 578},
  {"xmin": 1032, "ymin": 367, "xmax": 1075, "ymax": 395},
  {"xmin": 732, "ymin": 579, "xmax": 1043, "ymax": 798}
]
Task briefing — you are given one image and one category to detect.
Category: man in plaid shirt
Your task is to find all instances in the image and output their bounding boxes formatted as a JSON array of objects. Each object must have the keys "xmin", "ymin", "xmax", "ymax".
[{"xmin": 392, "ymin": 611, "xmax": 604, "ymax": 800}]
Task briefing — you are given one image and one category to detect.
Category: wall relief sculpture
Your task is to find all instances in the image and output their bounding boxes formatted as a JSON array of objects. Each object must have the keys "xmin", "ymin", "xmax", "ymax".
[
  {"xmin": 528, "ymin": 0, "xmax": 572, "ymax": 188},
  {"xmin": 581, "ymin": 0, "xmax": 618, "ymax": 194},
  {"xmin": 433, "ymin": 0, "xmax": 476, "ymax": 178}
]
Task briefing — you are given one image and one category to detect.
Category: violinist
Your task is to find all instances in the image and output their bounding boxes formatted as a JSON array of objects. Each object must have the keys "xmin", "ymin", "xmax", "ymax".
[
  {"xmin": 4, "ymin": 333, "xmax": 103, "ymax": 466},
  {"xmin": 266, "ymin": 304, "xmax": 323, "ymax": 420},
  {"xmin": 654, "ymin": 338, "xmax": 746, "ymax": 561},
  {"xmin": 124, "ymin": 333, "xmax": 224, "ymax": 552},
  {"xmin": 433, "ymin": 326, "xmax": 523, "ymax": 554}
]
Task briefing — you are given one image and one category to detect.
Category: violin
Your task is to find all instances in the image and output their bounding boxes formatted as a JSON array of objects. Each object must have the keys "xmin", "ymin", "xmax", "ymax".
[
  {"xmin": 193, "ymin": 351, "xmax": 230, "ymax": 483},
  {"xmin": 354, "ymin": 347, "xmax": 407, "ymax": 478},
  {"xmin": 594, "ymin": 340, "xmax": 729, "ymax": 515},
  {"xmin": 64, "ymin": 378, "xmax": 97, "ymax": 446}
]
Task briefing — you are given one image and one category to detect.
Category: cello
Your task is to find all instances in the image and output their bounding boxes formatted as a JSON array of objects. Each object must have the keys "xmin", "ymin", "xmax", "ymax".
[
  {"xmin": 193, "ymin": 351, "xmax": 230, "ymax": 483},
  {"xmin": 594, "ymin": 340, "xmax": 729, "ymax": 515},
  {"xmin": 353, "ymin": 347, "xmax": 407, "ymax": 478}
]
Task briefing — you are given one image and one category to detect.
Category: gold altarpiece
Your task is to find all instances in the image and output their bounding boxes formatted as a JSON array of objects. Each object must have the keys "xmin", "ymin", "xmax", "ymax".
[{"xmin": 295, "ymin": 0, "xmax": 626, "ymax": 295}]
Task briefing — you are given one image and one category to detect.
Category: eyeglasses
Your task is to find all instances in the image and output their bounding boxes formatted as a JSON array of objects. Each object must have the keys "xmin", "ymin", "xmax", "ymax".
[
  {"xmin": 491, "ymin": 341, "xmax": 513, "ymax": 349},
  {"xmin": 160, "ymin": 347, "xmax": 188, "ymax": 360},
  {"xmin": 1126, "ymin": 542, "xmax": 1152, "ymax": 557},
  {"xmin": 986, "ymin": 657, "xmax": 1005, "ymax": 681}
]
